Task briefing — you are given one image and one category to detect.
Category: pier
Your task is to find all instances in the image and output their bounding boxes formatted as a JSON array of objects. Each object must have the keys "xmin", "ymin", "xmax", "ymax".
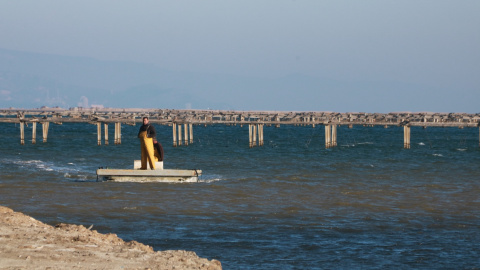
[{"xmin": 1, "ymin": 108, "xmax": 479, "ymax": 148}]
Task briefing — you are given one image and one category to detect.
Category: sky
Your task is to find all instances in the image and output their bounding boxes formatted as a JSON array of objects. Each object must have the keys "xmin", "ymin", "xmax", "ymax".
[{"xmin": 1, "ymin": 1, "xmax": 479, "ymax": 112}]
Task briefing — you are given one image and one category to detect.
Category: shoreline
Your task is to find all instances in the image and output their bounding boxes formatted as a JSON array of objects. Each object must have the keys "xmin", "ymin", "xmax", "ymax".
[{"xmin": 0, "ymin": 205, "xmax": 221, "ymax": 270}]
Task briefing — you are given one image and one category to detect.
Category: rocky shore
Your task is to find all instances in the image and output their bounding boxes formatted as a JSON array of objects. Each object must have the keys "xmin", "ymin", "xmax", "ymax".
[{"xmin": 0, "ymin": 206, "xmax": 221, "ymax": 270}]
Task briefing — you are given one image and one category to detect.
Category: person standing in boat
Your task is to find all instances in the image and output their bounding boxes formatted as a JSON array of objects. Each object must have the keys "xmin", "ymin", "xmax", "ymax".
[{"xmin": 138, "ymin": 117, "xmax": 156, "ymax": 170}]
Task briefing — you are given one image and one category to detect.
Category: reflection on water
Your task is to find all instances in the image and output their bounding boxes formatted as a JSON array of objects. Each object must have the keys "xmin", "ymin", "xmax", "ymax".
[{"xmin": 1, "ymin": 123, "xmax": 479, "ymax": 269}]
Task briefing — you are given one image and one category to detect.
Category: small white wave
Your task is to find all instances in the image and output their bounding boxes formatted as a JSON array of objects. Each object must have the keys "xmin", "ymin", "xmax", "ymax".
[
  {"xmin": 68, "ymin": 162, "xmax": 74, "ymax": 165},
  {"xmin": 457, "ymin": 148, "xmax": 467, "ymax": 151},
  {"xmin": 11, "ymin": 159, "xmax": 85, "ymax": 176},
  {"xmin": 14, "ymin": 159, "xmax": 53, "ymax": 171},
  {"xmin": 198, "ymin": 176, "xmax": 223, "ymax": 183},
  {"xmin": 341, "ymin": 144, "xmax": 355, "ymax": 147},
  {"xmin": 432, "ymin": 154, "xmax": 443, "ymax": 157},
  {"xmin": 64, "ymin": 173, "xmax": 90, "ymax": 181},
  {"xmin": 77, "ymin": 175, "xmax": 89, "ymax": 180},
  {"xmin": 15, "ymin": 160, "xmax": 43, "ymax": 165},
  {"xmin": 418, "ymin": 142, "xmax": 425, "ymax": 146}
]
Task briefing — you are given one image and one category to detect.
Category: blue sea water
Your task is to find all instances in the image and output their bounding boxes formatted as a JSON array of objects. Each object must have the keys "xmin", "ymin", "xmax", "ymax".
[{"xmin": 1, "ymin": 122, "xmax": 479, "ymax": 269}]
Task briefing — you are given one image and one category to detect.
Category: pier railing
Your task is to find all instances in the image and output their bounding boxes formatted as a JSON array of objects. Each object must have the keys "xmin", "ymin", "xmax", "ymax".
[{"xmin": 1, "ymin": 108, "xmax": 479, "ymax": 148}]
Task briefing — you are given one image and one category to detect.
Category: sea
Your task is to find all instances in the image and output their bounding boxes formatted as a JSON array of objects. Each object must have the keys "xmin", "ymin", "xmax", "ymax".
[{"xmin": 0, "ymin": 122, "xmax": 479, "ymax": 269}]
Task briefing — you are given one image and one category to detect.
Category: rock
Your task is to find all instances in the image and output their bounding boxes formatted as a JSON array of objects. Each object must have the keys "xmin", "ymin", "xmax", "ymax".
[{"xmin": 0, "ymin": 205, "xmax": 222, "ymax": 269}]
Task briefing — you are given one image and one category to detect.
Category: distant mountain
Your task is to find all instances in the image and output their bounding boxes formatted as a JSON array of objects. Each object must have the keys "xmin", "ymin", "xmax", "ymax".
[
  {"xmin": 0, "ymin": 48, "xmax": 455, "ymax": 112},
  {"xmin": 0, "ymin": 48, "xmax": 213, "ymax": 109}
]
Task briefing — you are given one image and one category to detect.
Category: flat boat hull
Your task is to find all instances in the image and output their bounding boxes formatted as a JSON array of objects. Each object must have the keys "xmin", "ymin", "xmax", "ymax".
[{"xmin": 96, "ymin": 169, "xmax": 201, "ymax": 183}]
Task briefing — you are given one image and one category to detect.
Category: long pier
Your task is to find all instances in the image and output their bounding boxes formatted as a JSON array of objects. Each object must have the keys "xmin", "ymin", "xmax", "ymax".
[{"xmin": 1, "ymin": 107, "xmax": 480, "ymax": 148}]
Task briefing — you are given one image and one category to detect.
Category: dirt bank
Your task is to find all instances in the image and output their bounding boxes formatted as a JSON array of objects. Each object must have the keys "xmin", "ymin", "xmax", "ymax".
[{"xmin": 0, "ymin": 206, "xmax": 221, "ymax": 270}]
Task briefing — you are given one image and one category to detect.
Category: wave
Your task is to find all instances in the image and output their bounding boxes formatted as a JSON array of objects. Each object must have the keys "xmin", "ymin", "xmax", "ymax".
[
  {"xmin": 3, "ymin": 158, "xmax": 90, "ymax": 178},
  {"xmin": 198, "ymin": 174, "xmax": 224, "ymax": 183}
]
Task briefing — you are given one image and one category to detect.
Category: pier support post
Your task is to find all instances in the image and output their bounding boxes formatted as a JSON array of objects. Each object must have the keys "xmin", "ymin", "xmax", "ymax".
[
  {"xmin": 118, "ymin": 122, "xmax": 121, "ymax": 144},
  {"xmin": 325, "ymin": 125, "xmax": 331, "ymax": 148},
  {"xmin": 189, "ymin": 123, "xmax": 193, "ymax": 144},
  {"xmin": 20, "ymin": 122, "xmax": 25, "ymax": 145},
  {"xmin": 178, "ymin": 124, "xmax": 183, "ymax": 146},
  {"xmin": 173, "ymin": 123, "xmax": 178, "ymax": 147},
  {"xmin": 249, "ymin": 124, "xmax": 252, "ymax": 148},
  {"xmin": 324, "ymin": 124, "xmax": 337, "ymax": 148},
  {"xmin": 42, "ymin": 122, "xmax": 49, "ymax": 143},
  {"xmin": 104, "ymin": 123, "xmax": 109, "ymax": 145},
  {"xmin": 32, "ymin": 122, "xmax": 37, "ymax": 144},
  {"xmin": 257, "ymin": 124, "xmax": 260, "ymax": 146},
  {"xmin": 258, "ymin": 124, "xmax": 264, "ymax": 146},
  {"xmin": 97, "ymin": 122, "xmax": 101, "ymax": 145},
  {"xmin": 332, "ymin": 124, "xmax": 337, "ymax": 147},
  {"xmin": 253, "ymin": 124, "xmax": 257, "ymax": 147},
  {"xmin": 404, "ymin": 126, "xmax": 411, "ymax": 149},
  {"xmin": 407, "ymin": 126, "xmax": 411, "ymax": 149},
  {"xmin": 249, "ymin": 124, "xmax": 258, "ymax": 148},
  {"xmin": 114, "ymin": 123, "xmax": 118, "ymax": 144},
  {"xmin": 113, "ymin": 123, "xmax": 116, "ymax": 144},
  {"xmin": 184, "ymin": 123, "xmax": 189, "ymax": 146}
]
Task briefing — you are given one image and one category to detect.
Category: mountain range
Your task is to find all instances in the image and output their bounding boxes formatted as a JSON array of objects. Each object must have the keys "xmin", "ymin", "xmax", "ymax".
[{"xmin": 0, "ymin": 48, "xmax": 452, "ymax": 112}]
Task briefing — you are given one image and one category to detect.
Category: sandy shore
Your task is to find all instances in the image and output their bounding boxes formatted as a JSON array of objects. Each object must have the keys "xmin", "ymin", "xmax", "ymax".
[{"xmin": 0, "ymin": 206, "xmax": 221, "ymax": 270}]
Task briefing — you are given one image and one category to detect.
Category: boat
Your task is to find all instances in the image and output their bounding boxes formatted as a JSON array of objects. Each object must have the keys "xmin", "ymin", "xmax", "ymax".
[{"xmin": 96, "ymin": 161, "xmax": 201, "ymax": 183}]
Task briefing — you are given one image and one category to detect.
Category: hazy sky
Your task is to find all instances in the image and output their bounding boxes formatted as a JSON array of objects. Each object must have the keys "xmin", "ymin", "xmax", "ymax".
[{"xmin": 1, "ymin": 1, "xmax": 479, "ymax": 112}]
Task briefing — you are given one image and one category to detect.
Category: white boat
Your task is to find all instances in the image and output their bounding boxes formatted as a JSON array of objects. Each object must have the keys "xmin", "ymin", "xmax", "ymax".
[{"xmin": 96, "ymin": 161, "xmax": 201, "ymax": 183}]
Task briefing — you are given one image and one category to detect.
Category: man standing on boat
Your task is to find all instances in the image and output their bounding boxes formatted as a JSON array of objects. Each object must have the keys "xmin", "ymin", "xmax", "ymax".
[{"xmin": 138, "ymin": 117, "xmax": 156, "ymax": 170}]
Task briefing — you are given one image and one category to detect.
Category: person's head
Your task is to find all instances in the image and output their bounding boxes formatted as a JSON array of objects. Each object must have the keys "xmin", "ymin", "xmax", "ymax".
[{"xmin": 143, "ymin": 117, "xmax": 149, "ymax": 125}]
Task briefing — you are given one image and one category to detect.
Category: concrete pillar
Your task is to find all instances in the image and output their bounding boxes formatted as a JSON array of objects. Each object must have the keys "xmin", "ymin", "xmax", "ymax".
[
  {"xmin": 113, "ymin": 123, "xmax": 116, "ymax": 144},
  {"xmin": 184, "ymin": 123, "xmax": 189, "ymax": 146},
  {"xmin": 42, "ymin": 122, "xmax": 49, "ymax": 143},
  {"xmin": 249, "ymin": 124, "xmax": 253, "ymax": 148},
  {"xmin": 32, "ymin": 122, "xmax": 37, "ymax": 144},
  {"xmin": 114, "ymin": 122, "xmax": 121, "ymax": 145},
  {"xmin": 332, "ymin": 124, "xmax": 337, "ymax": 147},
  {"xmin": 178, "ymin": 124, "xmax": 182, "ymax": 146},
  {"xmin": 20, "ymin": 122, "xmax": 25, "ymax": 145},
  {"xmin": 104, "ymin": 123, "xmax": 109, "ymax": 145},
  {"xmin": 325, "ymin": 125, "xmax": 331, "ymax": 148},
  {"xmin": 189, "ymin": 123, "xmax": 193, "ymax": 144},
  {"xmin": 404, "ymin": 126, "xmax": 411, "ymax": 149},
  {"xmin": 253, "ymin": 124, "xmax": 257, "ymax": 147},
  {"xmin": 118, "ymin": 122, "xmax": 121, "ymax": 144},
  {"xmin": 259, "ymin": 124, "xmax": 264, "ymax": 146},
  {"xmin": 97, "ymin": 122, "xmax": 101, "ymax": 146},
  {"xmin": 114, "ymin": 123, "xmax": 118, "ymax": 144},
  {"xmin": 173, "ymin": 123, "xmax": 177, "ymax": 147}
]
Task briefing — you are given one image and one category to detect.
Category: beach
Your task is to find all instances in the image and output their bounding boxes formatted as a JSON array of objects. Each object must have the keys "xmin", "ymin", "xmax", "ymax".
[{"xmin": 0, "ymin": 206, "xmax": 222, "ymax": 270}]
